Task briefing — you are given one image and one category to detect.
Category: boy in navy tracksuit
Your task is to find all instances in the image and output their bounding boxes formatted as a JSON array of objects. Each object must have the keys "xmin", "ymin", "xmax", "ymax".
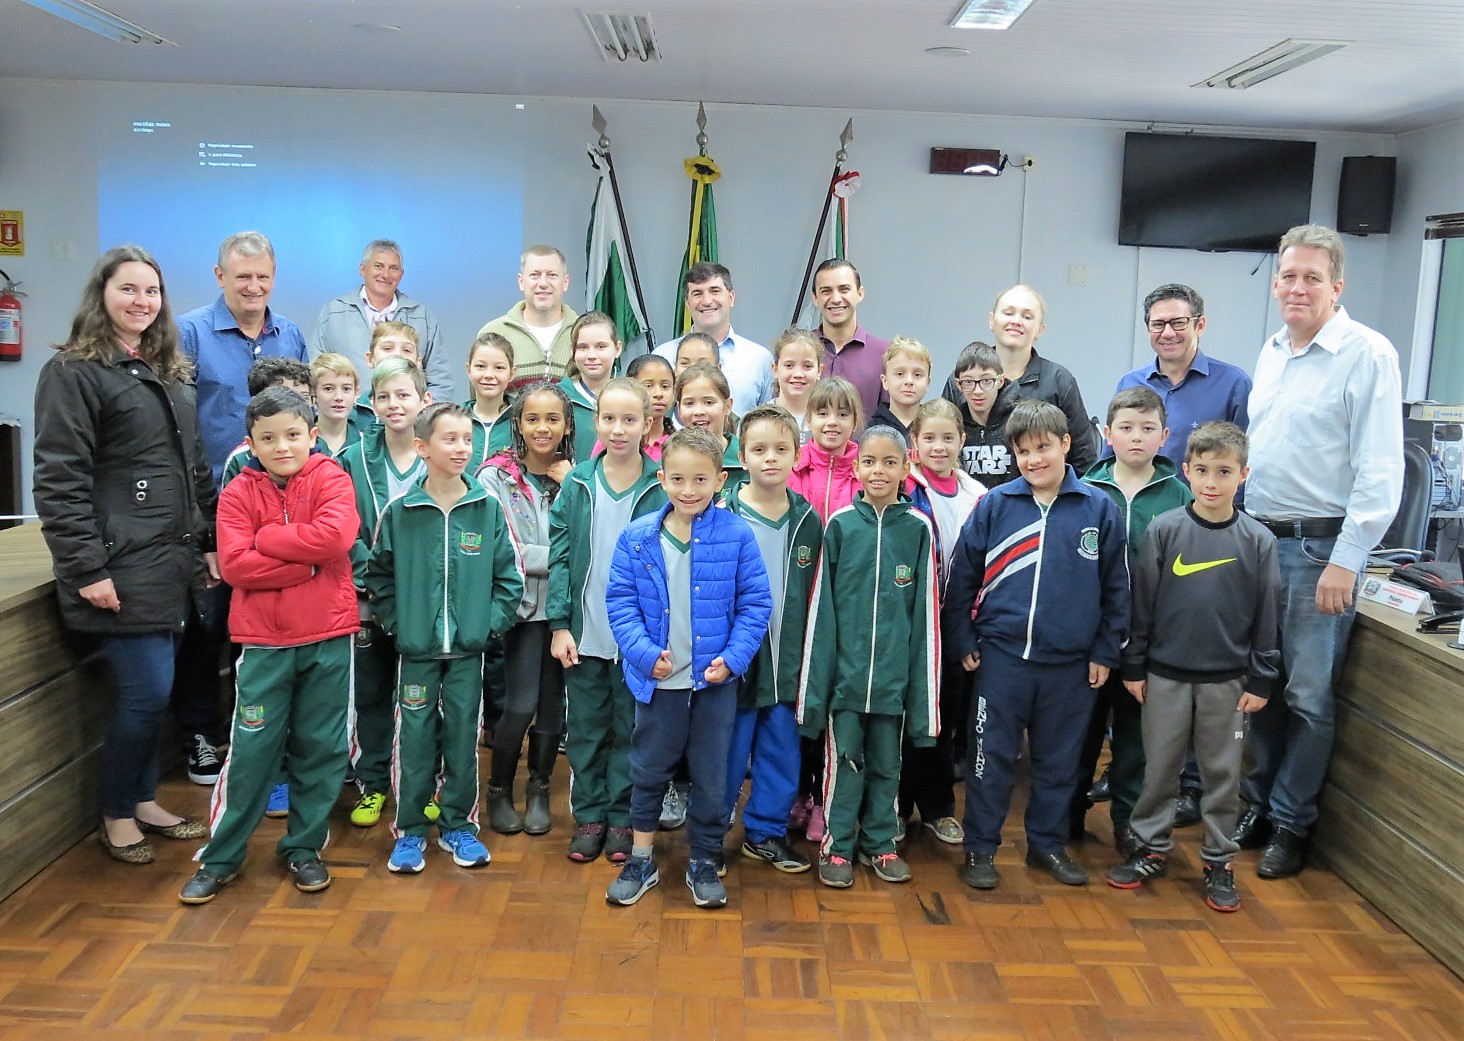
[
  {"xmin": 943, "ymin": 401, "xmax": 1129, "ymax": 890},
  {"xmin": 603, "ymin": 427, "xmax": 773, "ymax": 909},
  {"xmin": 798, "ymin": 425, "xmax": 940, "ymax": 889},
  {"xmin": 723, "ymin": 405, "xmax": 823, "ymax": 875}
]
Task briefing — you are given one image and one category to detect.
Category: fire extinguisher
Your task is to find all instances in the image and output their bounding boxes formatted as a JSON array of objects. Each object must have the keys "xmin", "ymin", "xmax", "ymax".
[{"xmin": 0, "ymin": 270, "xmax": 22, "ymax": 363}]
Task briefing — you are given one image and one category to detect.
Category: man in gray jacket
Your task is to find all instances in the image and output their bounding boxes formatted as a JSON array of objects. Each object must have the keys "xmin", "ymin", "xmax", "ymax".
[{"xmin": 312, "ymin": 239, "xmax": 454, "ymax": 400}]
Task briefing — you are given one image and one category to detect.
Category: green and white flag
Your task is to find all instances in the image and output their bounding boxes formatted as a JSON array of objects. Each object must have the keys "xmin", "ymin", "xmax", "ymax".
[{"xmin": 586, "ymin": 172, "xmax": 645, "ymax": 350}]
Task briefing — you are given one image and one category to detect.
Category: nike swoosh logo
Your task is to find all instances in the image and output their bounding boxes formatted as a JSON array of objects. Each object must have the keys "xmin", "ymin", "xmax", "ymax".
[{"xmin": 1172, "ymin": 554, "xmax": 1237, "ymax": 577}]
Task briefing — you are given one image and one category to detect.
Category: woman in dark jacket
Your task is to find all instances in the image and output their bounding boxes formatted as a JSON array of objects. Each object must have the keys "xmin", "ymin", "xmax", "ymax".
[
  {"xmin": 941, "ymin": 284, "xmax": 1100, "ymax": 473},
  {"xmin": 33, "ymin": 246, "xmax": 218, "ymax": 864}
]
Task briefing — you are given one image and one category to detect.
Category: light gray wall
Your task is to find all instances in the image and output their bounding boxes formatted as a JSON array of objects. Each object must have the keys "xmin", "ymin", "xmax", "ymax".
[
  {"xmin": 0, "ymin": 77, "xmax": 1412, "ymax": 512},
  {"xmin": 1382, "ymin": 114, "xmax": 1464, "ymax": 380}
]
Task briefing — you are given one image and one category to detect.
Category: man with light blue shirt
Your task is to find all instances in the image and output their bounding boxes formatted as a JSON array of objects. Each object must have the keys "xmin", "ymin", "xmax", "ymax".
[
  {"xmin": 176, "ymin": 230, "xmax": 309, "ymax": 484},
  {"xmin": 654, "ymin": 262, "xmax": 773, "ymax": 410},
  {"xmin": 1234, "ymin": 224, "xmax": 1403, "ymax": 880},
  {"xmin": 1114, "ymin": 284, "xmax": 1251, "ymax": 466},
  {"xmin": 311, "ymin": 239, "xmax": 454, "ymax": 402}
]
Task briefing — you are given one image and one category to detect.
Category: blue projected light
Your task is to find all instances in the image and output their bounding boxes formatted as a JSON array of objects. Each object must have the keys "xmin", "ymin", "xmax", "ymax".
[{"xmin": 96, "ymin": 87, "xmax": 526, "ymax": 400}]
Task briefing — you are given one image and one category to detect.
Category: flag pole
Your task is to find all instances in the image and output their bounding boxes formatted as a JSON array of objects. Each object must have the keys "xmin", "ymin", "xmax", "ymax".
[
  {"xmin": 792, "ymin": 119, "xmax": 853, "ymax": 326},
  {"xmin": 591, "ymin": 105, "xmax": 656, "ymax": 351}
]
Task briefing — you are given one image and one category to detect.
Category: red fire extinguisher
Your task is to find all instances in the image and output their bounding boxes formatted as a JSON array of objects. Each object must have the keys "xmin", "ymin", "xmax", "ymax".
[{"xmin": 0, "ymin": 270, "xmax": 22, "ymax": 363}]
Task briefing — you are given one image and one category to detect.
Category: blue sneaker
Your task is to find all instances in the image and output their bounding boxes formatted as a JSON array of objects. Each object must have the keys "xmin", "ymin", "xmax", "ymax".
[
  {"xmin": 265, "ymin": 783, "xmax": 289, "ymax": 818},
  {"xmin": 437, "ymin": 828, "xmax": 491, "ymax": 868},
  {"xmin": 388, "ymin": 835, "xmax": 427, "ymax": 874},
  {"xmin": 686, "ymin": 858, "xmax": 728, "ymax": 908},
  {"xmin": 606, "ymin": 855, "xmax": 659, "ymax": 906}
]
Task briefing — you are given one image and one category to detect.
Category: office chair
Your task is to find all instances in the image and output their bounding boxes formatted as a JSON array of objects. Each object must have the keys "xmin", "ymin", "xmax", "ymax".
[{"xmin": 1372, "ymin": 441, "xmax": 1434, "ymax": 565}]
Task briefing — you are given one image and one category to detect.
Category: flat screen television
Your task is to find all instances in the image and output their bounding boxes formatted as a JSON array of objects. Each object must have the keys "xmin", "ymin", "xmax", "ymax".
[{"xmin": 1118, "ymin": 132, "xmax": 1316, "ymax": 252}]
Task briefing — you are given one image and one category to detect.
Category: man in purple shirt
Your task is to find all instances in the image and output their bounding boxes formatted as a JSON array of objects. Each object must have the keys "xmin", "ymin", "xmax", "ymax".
[{"xmin": 812, "ymin": 259, "xmax": 889, "ymax": 418}]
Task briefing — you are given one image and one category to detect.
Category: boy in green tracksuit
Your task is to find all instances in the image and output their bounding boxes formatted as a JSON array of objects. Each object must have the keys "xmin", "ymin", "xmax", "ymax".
[
  {"xmin": 722, "ymin": 406, "xmax": 823, "ymax": 875},
  {"xmin": 1074, "ymin": 387, "xmax": 1193, "ymax": 850},
  {"xmin": 547, "ymin": 406, "xmax": 666, "ymax": 864},
  {"xmin": 798, "ymin": 425, "xmax": 940, "ymax": 889},
  {"xmin": 336, "ymin": 356, "xmax": 432, "ymax": 827},
  {"xmin": 367, "ymin": 402, "xmax": 523, "ymax": 874}
]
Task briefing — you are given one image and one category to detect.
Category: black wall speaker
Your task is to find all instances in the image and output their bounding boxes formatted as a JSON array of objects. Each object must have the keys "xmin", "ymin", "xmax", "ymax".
[{"xmin": 1337, "ymin": 156, "xmax": 1396, "ymax": 235}]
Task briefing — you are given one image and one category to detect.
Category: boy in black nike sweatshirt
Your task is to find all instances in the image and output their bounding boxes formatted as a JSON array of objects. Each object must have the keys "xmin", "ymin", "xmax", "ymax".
[{"xmin": 1107, "ymin": 422, "xmax": 1280, "ymax": 913}]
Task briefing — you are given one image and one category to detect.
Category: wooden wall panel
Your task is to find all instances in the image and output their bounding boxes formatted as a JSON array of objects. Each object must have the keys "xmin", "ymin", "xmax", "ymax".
[{"xmin": 0, "ymin": 660, "xmax": 111, "ymax": 807}]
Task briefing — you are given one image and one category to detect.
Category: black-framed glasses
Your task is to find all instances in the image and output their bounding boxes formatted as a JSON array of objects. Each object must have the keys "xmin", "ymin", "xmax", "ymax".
[
  {"xmin": 955, "ymin": 376, "xmax": 1001, "ymax": 392},
  {"xmin": 1147, "ymin": 316, "xmax": 1198, "ymax": 333}
]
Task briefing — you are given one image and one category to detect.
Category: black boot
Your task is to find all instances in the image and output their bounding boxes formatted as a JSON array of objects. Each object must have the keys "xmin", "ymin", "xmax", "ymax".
[
  {"xmin": 523, "ymin": 730, "xmax": 558, "ymax": 836},
  {"xmin": 486, "ymin": 746, "xmax": 524, "ymax": 835}
]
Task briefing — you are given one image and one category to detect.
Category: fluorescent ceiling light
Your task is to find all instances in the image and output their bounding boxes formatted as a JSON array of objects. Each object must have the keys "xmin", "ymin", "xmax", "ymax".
[
  {"xmin": 581, "ymin": 11, "xmax": 661, "ymax": 62},
  {"xmin": 949, "ymin": 0, "xmax": 1039, "ymax": 30},
  {"xmin": 1194, "ymin": 38, "xmax": 1347, "ymax": 90},
  {"xmin": 20, "ymin": 0, "xmax": 172, "ymax": 44}
]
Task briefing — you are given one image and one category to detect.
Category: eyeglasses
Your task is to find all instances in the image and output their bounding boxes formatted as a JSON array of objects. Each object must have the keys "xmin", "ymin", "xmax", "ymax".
[
  {"xmin": 1147, "ymin": 316, "xmax": 1198, "ymax": 333},
  {"xmin": 955, "ymin": 376, "xmax": 1001, "ymax": 392}
]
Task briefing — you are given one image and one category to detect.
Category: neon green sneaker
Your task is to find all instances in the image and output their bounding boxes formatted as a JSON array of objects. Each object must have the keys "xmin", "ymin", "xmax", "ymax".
[{"xmin": 350, "ymin": 791, "xmax": 386, "ymax": 827}]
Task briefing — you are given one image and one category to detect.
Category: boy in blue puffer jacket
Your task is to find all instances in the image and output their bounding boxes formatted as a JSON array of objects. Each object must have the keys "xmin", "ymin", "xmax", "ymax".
[{"xmin": 604, "ymin": 428, "xmax": 773, "ymax": 910}]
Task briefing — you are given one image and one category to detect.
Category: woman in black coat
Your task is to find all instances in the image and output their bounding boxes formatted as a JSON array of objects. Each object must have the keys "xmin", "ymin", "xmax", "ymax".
[{"xmin": 33, "ymin": 246, "xmax": 218, "ymax": 864}]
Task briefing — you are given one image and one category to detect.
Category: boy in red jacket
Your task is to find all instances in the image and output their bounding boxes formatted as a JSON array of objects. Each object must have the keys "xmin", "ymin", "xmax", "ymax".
[{"xmin": 179, "ymin": 387, "xmax": 361, "ymax": 904}]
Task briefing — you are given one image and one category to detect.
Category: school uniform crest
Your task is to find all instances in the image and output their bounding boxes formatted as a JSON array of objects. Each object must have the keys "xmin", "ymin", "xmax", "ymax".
[
  {"xmin": 1077, "ymin": 526, "xmax": 1100, "ymax": 561},
  {"xmin": 401, "ymin": 684, "xmax": 430, "ymax": 709},
  {"xmin": 240, "ymin": 704, "xmax": 266, "ymax": 730},
  {"xmin": 458, "ymin": 531, "xmax": 483, "ymax": 555},
  {"xmin": 796, "ymin": 545, "xmax": 814, "ymax": 568},
  {"xmin": 894, "ymin": 563, "xmax": 914, "ymax": 586}
]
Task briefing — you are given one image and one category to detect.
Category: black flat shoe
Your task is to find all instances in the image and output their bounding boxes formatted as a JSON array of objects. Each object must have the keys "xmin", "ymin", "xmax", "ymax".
[
  {"xmin": 1025, "ymin": 849, "xmax": 1090, "ymax": 886},
  {"xmin": 1173, "ymin": 789, "xmax": 1202, "ymax": 828},
  {"xmin": 1257, "ymin": 828, "xmax": 1306, "ymax": 879},
  {"xmin": 287, "ymin": 856, "xmax": 331, "ymax": 892},
  {"xmin": 1232, "ymin": 806, "xmax": 1272, "ymax": 850},
  {"xmin": 960, "ymin": 852, "xmax": 999, "ymax": 890}
]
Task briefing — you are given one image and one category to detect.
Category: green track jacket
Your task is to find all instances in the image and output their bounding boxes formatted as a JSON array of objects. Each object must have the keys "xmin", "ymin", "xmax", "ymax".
[
  {"xmin": 546, "ymin": 455, "xmax": 666, "ymax": 641},
  {"xmin": 365, "ymin": 475, "xmax": 523, "ymax": 659},
  {"xmin": 724, "ymin": 483, "xmax": 824, "ymax": 709},
  {"xmin": 796, "ymin": 495, "xmax": 939, "ymax": 745}
]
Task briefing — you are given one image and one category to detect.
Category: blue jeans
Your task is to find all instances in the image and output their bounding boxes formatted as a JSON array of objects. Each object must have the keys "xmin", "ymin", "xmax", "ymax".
[
  {"xmin": 1240, "ymin": 536, "xmax": 1357, "ymax": 835},
  {"xmin": 723, "ymin": 701, "xmax": 799, "ymax": 844},
  {"xmin": 97, "ymin": 632, "xmax": 182, "ymax": 819},
  {"xmin": 629, "ymin": 684, "xmax": 737, "ymax": 859}
]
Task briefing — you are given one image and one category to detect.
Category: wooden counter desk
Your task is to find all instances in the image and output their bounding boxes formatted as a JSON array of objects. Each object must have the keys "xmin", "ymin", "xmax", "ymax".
[
  {"xmin": 0, "ymin": 522, "xmax": 110, "ymax": 903},
  {"xmin": 1315, "ymin": 599, "xmax": 1464, "ymax": 979}
]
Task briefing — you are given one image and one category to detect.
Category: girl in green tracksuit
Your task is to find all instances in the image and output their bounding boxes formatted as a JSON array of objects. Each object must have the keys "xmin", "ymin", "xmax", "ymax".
[
  {"xmin": 798, "ymin": 425, "xmax": 940, "ymax": 890},
  {"xmin": 559, "ymin": 311, "xmax": 623, "ymax": 464},
  {"xmin": 548, "ymin": 377, "xmax": 666, "ymax": 865}
]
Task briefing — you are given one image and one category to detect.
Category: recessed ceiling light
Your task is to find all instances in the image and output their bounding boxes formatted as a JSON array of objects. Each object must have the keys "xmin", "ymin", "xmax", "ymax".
[
  {"xmin": 949, "ymin": 0, "xmax": 1038, "ymax": 31},
  {"xmin": 925, "ymin": 46, "xmax": 971, "ymax": 57},
  {"xmin": 353, "ymin": 23, "xmax": 402, "ymax": 33},
  {"xmin": 582, "ymin": 11, "xmax": 661, "ymax": 62},
  {"xmin": 1193, "ymin": 38, "xmax": 1347, "ymax": 89}
]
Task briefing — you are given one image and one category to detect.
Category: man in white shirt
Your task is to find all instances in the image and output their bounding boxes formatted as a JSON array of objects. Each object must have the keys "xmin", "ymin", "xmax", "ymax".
[
  {"xmin": 654, "ymin": 262, "xmax": 773, "ymax": 410},
  {"xmin": 477, "ymin": 245, "xmax": 579, "ymax": 390},
  {"xmin": 1235, "ymin": 224, "xmax": 1403, "ymax": 879},
  {"xmin": 312, "ymin": 239, "xmax": 453, "ymax": 400}
]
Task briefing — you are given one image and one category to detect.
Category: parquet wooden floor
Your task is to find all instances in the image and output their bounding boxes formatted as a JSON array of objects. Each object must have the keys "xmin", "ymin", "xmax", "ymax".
[{"xmin": 1, "ymin": 754, "xmax": 1461, "ymax": 1041}]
